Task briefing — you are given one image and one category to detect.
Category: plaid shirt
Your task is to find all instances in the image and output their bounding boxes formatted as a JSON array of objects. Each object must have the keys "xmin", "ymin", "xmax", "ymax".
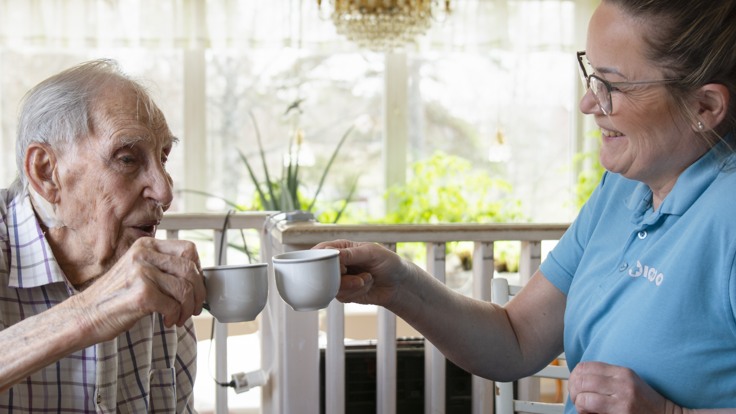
[{"xmin": 0, "ymin": 188, "xmax": 197, "ymax": 413}]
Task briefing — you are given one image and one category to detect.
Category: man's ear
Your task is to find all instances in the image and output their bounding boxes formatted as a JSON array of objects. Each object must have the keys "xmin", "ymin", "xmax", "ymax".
[
  {"xmin": 25, "ymin": 143, "xmax": 60, "ymax": 203},
  {"xmin": 694, "ymin": 83, "xmax": 730, "ymax": 131}
]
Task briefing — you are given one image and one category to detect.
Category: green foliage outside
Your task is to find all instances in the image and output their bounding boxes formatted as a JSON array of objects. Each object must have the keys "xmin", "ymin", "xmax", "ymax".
[
  {"xmin": 573, "ymin": 130, "xmax": 605, "ymax": 209},
  {"xmin": 382, "ymin": 151, "xmax": 526, "ymax": 224},
  {"xmin": 377, "ymin": 151, "xmax": 527, "ymax": 273}
]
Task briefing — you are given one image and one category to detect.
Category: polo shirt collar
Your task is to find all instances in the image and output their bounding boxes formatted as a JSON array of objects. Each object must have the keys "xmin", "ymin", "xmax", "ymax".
[
  {"xmin": 7, "ymin": 191, "xmax": 68, "ymax": 289},
  {"xmin": 625, "ymin": 139, "xmax": 735, "ymax": 224}
]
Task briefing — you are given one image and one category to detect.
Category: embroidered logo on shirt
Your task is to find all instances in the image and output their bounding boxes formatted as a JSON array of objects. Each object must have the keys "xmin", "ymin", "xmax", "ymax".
[{"xmin": 628, "ymin": 260, "xmax": 664, "ymax": 286}]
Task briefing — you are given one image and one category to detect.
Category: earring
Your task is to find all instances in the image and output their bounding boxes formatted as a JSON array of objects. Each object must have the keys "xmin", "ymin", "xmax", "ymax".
[{"xmin": 697, "ymin": 121, "xmax": 705, "ymax": 131}]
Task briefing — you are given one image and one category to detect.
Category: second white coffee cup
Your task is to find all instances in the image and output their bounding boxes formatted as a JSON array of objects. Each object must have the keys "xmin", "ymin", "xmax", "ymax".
[{"xmin": 273, "ymin": 249, "xmax": 340, "ymax": 311}]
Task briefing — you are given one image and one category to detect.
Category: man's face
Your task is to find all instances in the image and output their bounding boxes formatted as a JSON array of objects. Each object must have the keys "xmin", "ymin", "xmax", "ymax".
[{"xmin": 51, "ymin": 83, "xmax": 175, "ymax": 274}]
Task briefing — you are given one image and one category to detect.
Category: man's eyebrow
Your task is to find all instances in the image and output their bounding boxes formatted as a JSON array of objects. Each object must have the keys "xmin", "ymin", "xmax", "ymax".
[
  {"xmin": 115, "ymin": 134, "xmax": 179, "ymax": 148},
  {"xmin": 117, "ymin": 135, "xmax": 146, "ymax": 148}
]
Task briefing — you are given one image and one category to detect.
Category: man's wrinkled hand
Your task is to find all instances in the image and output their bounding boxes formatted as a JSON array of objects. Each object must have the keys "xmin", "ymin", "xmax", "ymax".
[{"xmin": 73, "ymin": 237, "xmax": 206, "ymax": 341}]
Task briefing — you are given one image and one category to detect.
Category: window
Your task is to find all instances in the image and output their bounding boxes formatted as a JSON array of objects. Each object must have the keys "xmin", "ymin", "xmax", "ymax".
[{"xmin": 0, "ymin": 0, "xmax": 594, "ymax": 223}]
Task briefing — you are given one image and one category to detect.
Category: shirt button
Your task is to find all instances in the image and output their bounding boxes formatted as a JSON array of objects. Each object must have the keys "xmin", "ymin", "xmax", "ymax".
[
  {"xmin": 637, "ymin": 230, "xmax": 647, "ymax": 239},
  {"xmin": 619, "ymin": 263, "xmax": 628, "ymax": 271},
  {"xmin": 96, "ymin": 392, "xmax": 102, "ymax": 405}
]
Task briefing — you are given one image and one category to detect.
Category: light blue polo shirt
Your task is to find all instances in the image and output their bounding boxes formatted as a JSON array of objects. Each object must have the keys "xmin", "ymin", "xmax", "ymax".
[{"xmin": 541, "ymin": 144, "xmax": 736, "ymax": 410}]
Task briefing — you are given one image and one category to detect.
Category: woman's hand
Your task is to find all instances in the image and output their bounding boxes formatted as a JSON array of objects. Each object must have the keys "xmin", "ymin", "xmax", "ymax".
[
  {"xmin": 313, "ymin": 239, "xmax": 411, "ymax": 308},
  {"xmin": 569, "ymin": 361, "xmax": 682, "ymax": 414}
]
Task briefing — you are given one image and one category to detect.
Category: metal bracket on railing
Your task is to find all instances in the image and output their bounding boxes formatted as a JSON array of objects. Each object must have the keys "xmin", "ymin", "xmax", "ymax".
[{"xmin": 284, "ymin": 210, "xmax": 315, "ymax": 223}]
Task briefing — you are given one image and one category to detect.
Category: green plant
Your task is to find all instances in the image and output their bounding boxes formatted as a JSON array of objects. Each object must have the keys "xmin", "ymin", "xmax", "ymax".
[
  {"xmin": 382, "ymin": 151, "xmax": 525, "ymax": 224},
  {"xmin": 379, "ymin": 151, "xmax": 526, "ymax": 272},
  {"xmin": 239, "ymin": 110, "xmax": 359, "ymax": 223},
  {"xmin": 449, "ymin": 241, "xmax": 519, "ymax": 273},
  {"xmin": 185, "ymin": 107, "xmax": 360, "ymax": 223}
]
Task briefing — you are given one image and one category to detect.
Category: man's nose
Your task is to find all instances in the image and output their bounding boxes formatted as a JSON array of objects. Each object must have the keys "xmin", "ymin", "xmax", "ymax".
[{"xmin": 144, "ymin": 163, "xmax": 174, "ymax": 210}]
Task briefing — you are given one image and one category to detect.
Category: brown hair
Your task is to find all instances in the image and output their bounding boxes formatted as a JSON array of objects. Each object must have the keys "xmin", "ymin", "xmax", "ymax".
[{"xmin": 605, "ymin": 0, "xmax": 736, "ymax": 142}]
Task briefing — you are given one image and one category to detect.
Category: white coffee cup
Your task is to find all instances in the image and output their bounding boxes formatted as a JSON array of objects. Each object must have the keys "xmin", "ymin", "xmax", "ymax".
[
  {"xmin": 273, "ymin": 249, "xmax": 340, "ymax": 311},
  {"xmin": 203, "ymin": 263, "xmax": 269, "ymax": 323}
]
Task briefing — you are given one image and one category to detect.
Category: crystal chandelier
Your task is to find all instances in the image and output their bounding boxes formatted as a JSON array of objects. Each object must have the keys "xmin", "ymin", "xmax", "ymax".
[{"xmin": 317, "ymin": 0, "xmax": 451, "ymax": 52}]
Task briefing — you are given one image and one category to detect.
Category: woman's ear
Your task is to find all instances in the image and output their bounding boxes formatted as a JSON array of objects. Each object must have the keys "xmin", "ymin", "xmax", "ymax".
[
  {"xmin": 694, "ymin": 83, "xmax": 730, "ymax": 130},
  {"xmin": 25, "ymin": 143, "xmax": 60, "ymax": 203}
]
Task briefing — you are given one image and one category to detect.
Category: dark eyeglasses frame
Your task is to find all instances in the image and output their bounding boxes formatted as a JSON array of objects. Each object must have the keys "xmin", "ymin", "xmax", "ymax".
[{"xmin": 576, "ymin": 51, "xmax": 681, "ymax": 115}]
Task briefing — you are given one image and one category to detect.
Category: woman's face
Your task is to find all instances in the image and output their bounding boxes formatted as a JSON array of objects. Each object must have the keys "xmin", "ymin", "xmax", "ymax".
[{"xmin": 580, "ymin": 2, "xmax": 707, "ymax": 193}]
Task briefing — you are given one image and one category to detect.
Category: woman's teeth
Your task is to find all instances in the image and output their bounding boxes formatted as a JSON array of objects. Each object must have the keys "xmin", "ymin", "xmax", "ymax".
[{"xmin": 601, "ymin": 127, "xmax": 623, "ymax": 137}]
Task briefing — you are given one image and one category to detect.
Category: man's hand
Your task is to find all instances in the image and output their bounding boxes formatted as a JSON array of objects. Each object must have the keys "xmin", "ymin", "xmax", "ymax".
[{"xmin": 72, "ymin": 237, "xmax": 206, "ymax": 342}]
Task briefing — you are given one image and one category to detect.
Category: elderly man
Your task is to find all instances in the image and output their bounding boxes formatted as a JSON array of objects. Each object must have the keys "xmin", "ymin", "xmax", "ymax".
[{"xmin": 0, "ymin": 60, "xmax": 206, "ymax": 412}]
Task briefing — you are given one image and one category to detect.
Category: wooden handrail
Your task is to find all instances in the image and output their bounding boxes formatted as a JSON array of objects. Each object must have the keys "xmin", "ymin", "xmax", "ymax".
[
  {"xmin": 160, "ymin": 211, "xmax": 276, "ymax": 230},
  {"xmin": 161, "ymin": 212, "xmax": 568, "ymax": 244},
  {"xmin": 272, "ymin": 220, "xmax": 569, "ymax": 244}
]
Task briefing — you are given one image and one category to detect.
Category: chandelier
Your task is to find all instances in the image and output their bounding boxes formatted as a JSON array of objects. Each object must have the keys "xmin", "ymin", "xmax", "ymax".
[{"xmin": 317, "ymin": 0, "xmax": 451, "ymax": 52}]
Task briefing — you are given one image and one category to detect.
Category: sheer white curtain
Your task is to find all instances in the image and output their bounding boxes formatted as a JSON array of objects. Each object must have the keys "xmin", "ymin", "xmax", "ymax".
[
  {"xmin": 0, "ymin": 0, "xmax": 593, "ymax": 221},
  {"xmin": 0, "ymin": 1, "xmax": 577, "ymax": 49}
]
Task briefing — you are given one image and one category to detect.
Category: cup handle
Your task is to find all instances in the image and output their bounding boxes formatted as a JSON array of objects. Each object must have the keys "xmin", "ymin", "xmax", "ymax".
[{"xmin": 201, "ymin": 276, "xmax": 209, "ymax": 311}]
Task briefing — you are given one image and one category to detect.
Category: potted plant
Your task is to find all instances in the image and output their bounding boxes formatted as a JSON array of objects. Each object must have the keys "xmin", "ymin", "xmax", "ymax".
[
  {"xmin": 182, "ymin": 103, "xmax": 361, "ymax": 261},
  {"xmin": 186, "ymin": 105, "xmax": 360, "ymax": 223},
  {"xmin": 238, "ymin": 110, "xmax": 359, "ymax": 223}
]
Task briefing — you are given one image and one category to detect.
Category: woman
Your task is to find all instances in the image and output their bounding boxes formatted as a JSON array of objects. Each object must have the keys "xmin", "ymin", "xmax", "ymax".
[{"xmin": 318, "ymin": 0, "xmax": 736, "ymax": 412}]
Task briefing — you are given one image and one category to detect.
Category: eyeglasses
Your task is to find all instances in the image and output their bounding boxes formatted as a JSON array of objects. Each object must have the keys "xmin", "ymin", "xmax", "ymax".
[{"xmin": 576, "ymin": 51, "xmax": 681, "ymax": 115}]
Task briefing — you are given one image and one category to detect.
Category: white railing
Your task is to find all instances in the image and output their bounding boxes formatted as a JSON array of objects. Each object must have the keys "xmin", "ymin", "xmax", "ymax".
[
  {"xmin": 160, "ymin": 212, "xmax": 568, "ymax": 414},
  {"xmin": 160, "ymin": 212, "xmax": 276, "ymax": 413}
]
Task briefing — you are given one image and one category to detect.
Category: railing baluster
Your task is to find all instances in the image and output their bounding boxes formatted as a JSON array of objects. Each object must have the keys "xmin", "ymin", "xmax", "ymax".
[
  {"xmin": 519, "ymin": 240, "xmax": 542, "ymax": 284},
  {"xmin": 165, "ymin": 229, "xmax": 179, "ymax": 240},
  {"xmin": 518, "ymin": 240, "xmax": 543, "ymax": 403},
  {"xmin": 472, "ymin": 241, "xmax": 494, "ymax": 414},
  {"xmin": 425, "ymin": 242, "xmax": 447, "ymax": 414},
  {"xmin": 326, "ymin": 300, "xmax": 345, "ymax": 414},
  {"xmin": 213, "ymin": 229, "xmax": 228, "ymax": 414},
  {"xmin": 377, "ymin": 242, "xmax": 397, "ymax": 414},
  {"xmin": 377, "ymin": 307, "xmax": 397, "ymax": 414}
]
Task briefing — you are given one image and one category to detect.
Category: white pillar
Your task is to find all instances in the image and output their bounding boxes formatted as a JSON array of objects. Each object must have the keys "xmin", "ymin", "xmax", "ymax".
[
  {"xmin": 183, "ymin": 49, "xmax": 207, "ymax": 212},
  {"xmin": 425, "ymin": 243, "xmax": 447, "ymax": 414},
  {"xmin": 383, "ymin": 52, "xmax": 409, "ymax": 214}
]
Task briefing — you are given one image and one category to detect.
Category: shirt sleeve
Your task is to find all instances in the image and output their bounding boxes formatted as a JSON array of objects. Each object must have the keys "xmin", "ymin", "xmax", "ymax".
[
  {"xmin": 540, "ymin": 172, "xmax": 611, "ymax": 295},
  {"xmin": 1, "ymin": 190, "xmax": 10, "ymax": 276},
  {"xmin": 730, "ymin": 250, "xmax": 736, "ymax": 337}
]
